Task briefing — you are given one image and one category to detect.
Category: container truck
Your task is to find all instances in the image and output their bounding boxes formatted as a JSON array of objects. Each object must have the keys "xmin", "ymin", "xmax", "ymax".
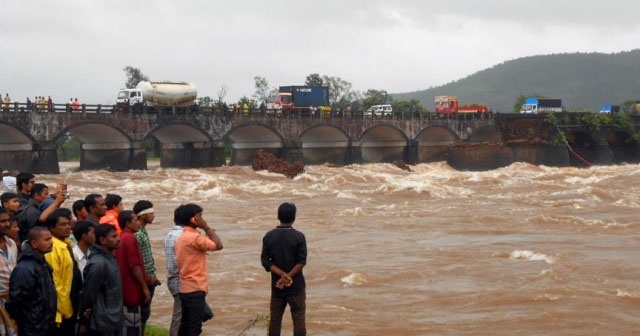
[
  {"xmin": 278, "ymin": 86, "xmax": 330, "ymax": 115},
  {"xmin": 520, "ymin": 97, "xmax": 562, "ymax": 114},
  {"xmin": 434, "ymin": 96, "xmax": 489, "ymax": 116},
  {"xmin": 116, "ymin": 81, "xmax": 197, "ymax": 109},
  {"xmin": 599, "ymin": 104, "xmax": 620, "ymax": 114}
]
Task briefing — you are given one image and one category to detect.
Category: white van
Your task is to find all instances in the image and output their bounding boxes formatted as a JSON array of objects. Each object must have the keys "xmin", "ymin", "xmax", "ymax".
[{"xmin": 364, "ymin": 104, "xmax": 393, "ymax": 118}]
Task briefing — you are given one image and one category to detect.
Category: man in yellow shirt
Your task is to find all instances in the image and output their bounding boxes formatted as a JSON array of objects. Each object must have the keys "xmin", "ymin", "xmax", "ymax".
[{"xmin": 44, "ymin": 208, "xmax": 78, "ymax": 336}]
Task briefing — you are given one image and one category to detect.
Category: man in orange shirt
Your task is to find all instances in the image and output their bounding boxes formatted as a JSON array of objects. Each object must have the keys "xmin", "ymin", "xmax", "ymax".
[
  {"xmin": 174, "ymin": 204, "xmax": 223, "ymax": 336},
  {"xmin": 99, "ymin": 194, "xmax": 123, "ymax": 236}
]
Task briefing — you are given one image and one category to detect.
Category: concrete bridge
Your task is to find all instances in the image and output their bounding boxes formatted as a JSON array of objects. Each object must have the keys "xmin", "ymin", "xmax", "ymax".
[{"xmin": 0, "ymin": 108, "xmax": 638, "ymax": 173}]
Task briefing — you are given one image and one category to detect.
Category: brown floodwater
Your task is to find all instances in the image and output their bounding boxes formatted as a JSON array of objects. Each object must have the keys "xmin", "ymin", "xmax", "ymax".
[{"xmin": 41, "ymin": 162, "xmax": 640, "ymax": 335}]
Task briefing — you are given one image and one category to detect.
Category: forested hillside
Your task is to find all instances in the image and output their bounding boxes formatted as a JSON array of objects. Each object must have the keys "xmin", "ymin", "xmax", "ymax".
[{"xmin": 393, "ymin": 49, "xmax": 640, "ymax": 113}]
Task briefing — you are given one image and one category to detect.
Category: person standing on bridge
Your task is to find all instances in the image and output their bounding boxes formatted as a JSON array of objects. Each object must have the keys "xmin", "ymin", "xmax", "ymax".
[
  {"xmin": 73, "ymin": 98, "xmax": 81, "ymax": 113},
  {"xmin": 3, "ymin": 94, "xmax": 10, "ymax": 112}
]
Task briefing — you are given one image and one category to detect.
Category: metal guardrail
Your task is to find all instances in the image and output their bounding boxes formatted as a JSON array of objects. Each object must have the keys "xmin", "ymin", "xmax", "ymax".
[{"xmin": 0, "ymin": 102, "xmax": 495, "ymax": 121}]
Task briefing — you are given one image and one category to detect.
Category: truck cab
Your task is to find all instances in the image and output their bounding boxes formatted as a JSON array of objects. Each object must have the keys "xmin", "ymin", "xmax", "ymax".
[{"xmin": 117, "ymin": 89, "xmax": 143, "ymax": 106}]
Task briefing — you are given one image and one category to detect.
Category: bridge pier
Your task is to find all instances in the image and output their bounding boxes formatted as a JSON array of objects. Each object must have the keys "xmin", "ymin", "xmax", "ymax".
[
  {"xmin": 160, "ymin": 142, "xmax": 225, "ymax": 168},
  {"xmin": 131, "ymin": 141, "xmax": 147, "ymax": 170},
  {"xmin": 32, "ymin": 141, "xmax": 60, "ymax": 174}
]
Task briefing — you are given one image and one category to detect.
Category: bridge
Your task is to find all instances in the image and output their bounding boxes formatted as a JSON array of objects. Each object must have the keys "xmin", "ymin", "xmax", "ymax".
[{"xmin": 0, "ymin": 103, "xmax": 638, "ymax": 173}]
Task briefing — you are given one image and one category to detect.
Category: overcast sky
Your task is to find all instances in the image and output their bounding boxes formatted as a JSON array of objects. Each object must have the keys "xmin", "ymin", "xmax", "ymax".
[{"xmin": 2, "ymin": 1, "xmax": 640, "ymax": 105}]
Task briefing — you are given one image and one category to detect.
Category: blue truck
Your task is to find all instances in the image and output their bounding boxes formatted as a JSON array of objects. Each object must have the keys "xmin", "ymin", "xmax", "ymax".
[
  {"xmin": 520, "ymin": 97, "xmax": 562, "ymax": 114},
  {"xmin": 279, "ymin": 86, "xmax": 330, "ymax": 115},
  {"xmin": 599, "ymin": 104, "xmax": 620, "ymax": 114}
]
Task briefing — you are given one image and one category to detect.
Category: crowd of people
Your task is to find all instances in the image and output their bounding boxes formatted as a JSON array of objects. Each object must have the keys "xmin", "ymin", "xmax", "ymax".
[
  {"xmin": 0, "ymin": 168, "xmax": 308, "ymax": 336},
  {"xmin": 0, "ymin": 94, "xmax": 84, "ymax": 113}
]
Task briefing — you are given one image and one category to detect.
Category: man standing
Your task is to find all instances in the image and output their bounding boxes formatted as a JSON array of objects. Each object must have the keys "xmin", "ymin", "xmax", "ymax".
[
  {"xmin": 99, "ymin": 194, "xmax": 123, "ymax": 236},
  {"xmin": 163, "ymin": 207, "xmax": 184, "ymax": 336},
  {"xmin": 261, "ymin": 202, "xmax": 307, "ymax": 336},
  {"xmin": 0, "ymin": 208, "xmax": 17, "ymax": 336},
  {"xmin": 18, "ymin": 183, "xmax": 65, "ymax": 242},
  {"xmin": 114, "ymin": 210, "xmax": 150, "ymax": 336},
  {"xmin": 44, "ymin": 209, "xmax": 78, "ymax": 336},
  {"xmin": 72, "ymin": 199, "xmax": 88, "ymax": 223},
  {"xmin": 8, "ymin": 226, "xmax": 57, "ymax": 336},
  {"xmin": 175, "ymin": 204, "xmax": 223, "ymax": 336},
  {"xmin": 133, "ymin": 200, "xmax": 160, "ymax": 334},
  {"xmin": 0, "ymin": 192, "xmax": 21, "ymax": 217},
  {"xmin": 83, "ymin": 194, "xmax": 107, "ymax": 227},
  {"xmin": 72, "ymin": 221, "xmax": 95, "ymax": 279},
  {"xmin": 15, "ymin": 172, "xmax": 35, "ymax": 206},
  {"xmin": 78, "ymin": 224, "xmax": 123, "ymax": 336}
]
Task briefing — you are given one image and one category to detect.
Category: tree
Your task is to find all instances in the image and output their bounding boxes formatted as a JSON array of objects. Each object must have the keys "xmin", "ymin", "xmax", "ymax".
[
  {"xmin": 237, "ymin": 96, "xmax": 257, "ymax": 112},
  {"xmin": 253, "ymin": 76, "xmax": 270, "ymax": 105},
  {"xmin": 362, "ymin": 89, "xmax": 392, "ymax": 108},
  {"xmin": 392, "ymin": 99, "xmax": 425, "ymax": 118},
  {"xmin": 322, "ymin": 75, "xmax": 357, "ymax": 108},
  {"xmin": 197, "ymin": 96, "xmax": 213, "ymax": 107},
  {"xmin": 123, "ymin": 66, "xmax": 149, "ymax": 89},
  {"xmin": 305, "ymin": 74, "xmax": 324, "ymax": 86},
  {"xmin": 215, "ymin": 83, "xmax": 229, "ymax": 108}
]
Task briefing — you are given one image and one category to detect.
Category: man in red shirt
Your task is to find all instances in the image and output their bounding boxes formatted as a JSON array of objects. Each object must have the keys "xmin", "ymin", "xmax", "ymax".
[
  {"xmin": 114, "ymin": 210, "xmax": 150, "ymax": 336},
  {"xmin": 175, "ymin": 204, "xmax": 223, "ymax": 336}
]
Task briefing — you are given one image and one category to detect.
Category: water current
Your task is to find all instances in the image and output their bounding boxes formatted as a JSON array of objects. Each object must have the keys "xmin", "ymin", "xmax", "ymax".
[{"xmin": 42, "ymin": 162, "xmax": 640, "ymax": 335}]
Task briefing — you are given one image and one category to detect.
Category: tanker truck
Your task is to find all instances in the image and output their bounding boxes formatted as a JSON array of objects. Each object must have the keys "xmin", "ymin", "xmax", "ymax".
[{"xmin": 116, "ymin": 81, "xmax": 197, "ymax": 111}]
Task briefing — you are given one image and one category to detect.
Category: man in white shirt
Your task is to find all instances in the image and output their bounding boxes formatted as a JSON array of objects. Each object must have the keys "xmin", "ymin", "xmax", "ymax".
[{"xmin": 72, "ymin": 221, "xmax": 95, "ymax": 278}]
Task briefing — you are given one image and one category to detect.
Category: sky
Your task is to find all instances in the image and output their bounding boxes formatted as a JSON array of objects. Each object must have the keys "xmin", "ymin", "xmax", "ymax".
[{"xmin": 2, "ymin": 0, "xmax": 640, "ymax": 105}]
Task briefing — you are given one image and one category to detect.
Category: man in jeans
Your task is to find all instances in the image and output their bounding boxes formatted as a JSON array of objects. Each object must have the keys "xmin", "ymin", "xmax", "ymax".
[
  {"xmin": 175, "ymin": 204, "xmax": 223, "ymax": 336},
  {"xmin": 261, "ymin": 202, "xmax": 307, "ymax": 336},
  {"xmin": 163, "ymin": 207, "xmax": 184, "ymax": 336}
]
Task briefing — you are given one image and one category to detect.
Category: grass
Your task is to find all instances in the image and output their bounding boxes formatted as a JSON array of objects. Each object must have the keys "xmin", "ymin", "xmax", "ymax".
[{"xmin": 145, "ymin": 325, "xmax": 169, "ymax": 336}]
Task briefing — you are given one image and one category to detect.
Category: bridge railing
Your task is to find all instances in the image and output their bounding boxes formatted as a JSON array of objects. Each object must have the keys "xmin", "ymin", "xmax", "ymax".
[
  {"xmin": 0, "ymin": 102, "xmax": 495, "ymax": 121},
  {"xmin": 2, "ymin": 102, "xmax": 116, "ymax": 114}
]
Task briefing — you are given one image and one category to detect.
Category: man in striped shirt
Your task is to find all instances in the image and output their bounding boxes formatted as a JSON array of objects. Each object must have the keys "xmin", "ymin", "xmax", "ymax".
[{"xmin": 134, "ymin": 200, "xmax": 161, "ymax": 335}]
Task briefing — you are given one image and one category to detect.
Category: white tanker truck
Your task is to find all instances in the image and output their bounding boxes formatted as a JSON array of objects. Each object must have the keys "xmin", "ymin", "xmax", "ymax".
[{"xmin": 117, "ymin": 81, "xmax": 197, "ymax": 108}]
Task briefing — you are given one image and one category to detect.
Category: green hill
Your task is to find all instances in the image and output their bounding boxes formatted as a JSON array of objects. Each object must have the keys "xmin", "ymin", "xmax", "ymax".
[{"xmin": 393, "ymin": 49, "xmax": 640, "ymax": 113}]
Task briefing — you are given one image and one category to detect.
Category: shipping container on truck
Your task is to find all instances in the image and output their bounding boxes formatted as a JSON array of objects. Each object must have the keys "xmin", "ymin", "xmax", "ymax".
[
  {"xmin": 520, "ymin": 97, "xmax": 562, "ymax": 114},
  {"xmin": 599, "ymin": 104, "xmax": 620, "ymax": 114},
  {"xmin": 279, "ymin": 86, "xmax": 330, "ymax": 115}
]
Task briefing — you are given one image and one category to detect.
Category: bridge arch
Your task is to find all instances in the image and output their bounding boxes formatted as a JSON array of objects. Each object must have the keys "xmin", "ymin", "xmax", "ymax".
[
  {"xmin": 225, "ymin": 122, "xmax": 285, "ymax": 165},
  {"xmin": 414, "ymin": 125, "xmax": 458, "ymax": 163},
  {"xmin": 0, "ymin": 121, "xmax": 36, "ymax": 171},
  {"xmin": 299, "ymin": 125, "xmax": 351, "ymax": 165},
  {"xmin": 146, "ymin": 121, "xmax": 218, "ymax": 168},
  {"xmin": 360, "ymin": 124, "xmax": 409, "ymax": 163},
  {"xmin": 61, "ymin": 121, "xmax": 134, "ymax": 171}
]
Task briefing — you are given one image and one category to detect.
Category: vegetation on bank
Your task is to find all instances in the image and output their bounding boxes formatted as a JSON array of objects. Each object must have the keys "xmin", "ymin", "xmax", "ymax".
[
  {"xmin": 546, "ymin": 111, "xmax": 640, "ymax": 147},
  {"xmin": 394, "ymin": 49, "xmax": 640, "ymax": 113}
]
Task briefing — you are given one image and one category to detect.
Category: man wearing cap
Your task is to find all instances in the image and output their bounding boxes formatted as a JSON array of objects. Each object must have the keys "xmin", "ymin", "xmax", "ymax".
[{"xmin": 134, "ymin": 200, "xmax": 161, "ymax": 335}]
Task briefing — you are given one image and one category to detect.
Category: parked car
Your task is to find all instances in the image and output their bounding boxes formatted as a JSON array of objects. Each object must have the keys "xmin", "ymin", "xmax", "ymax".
[{"xmin": 364, "ymin": 104, "xmax": 393, "ymax": 118}]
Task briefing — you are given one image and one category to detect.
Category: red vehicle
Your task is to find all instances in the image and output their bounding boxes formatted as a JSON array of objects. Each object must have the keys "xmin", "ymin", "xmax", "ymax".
[{"xmin": 434, "ymin": 96, "xmax": 488, "ymax": 116}]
